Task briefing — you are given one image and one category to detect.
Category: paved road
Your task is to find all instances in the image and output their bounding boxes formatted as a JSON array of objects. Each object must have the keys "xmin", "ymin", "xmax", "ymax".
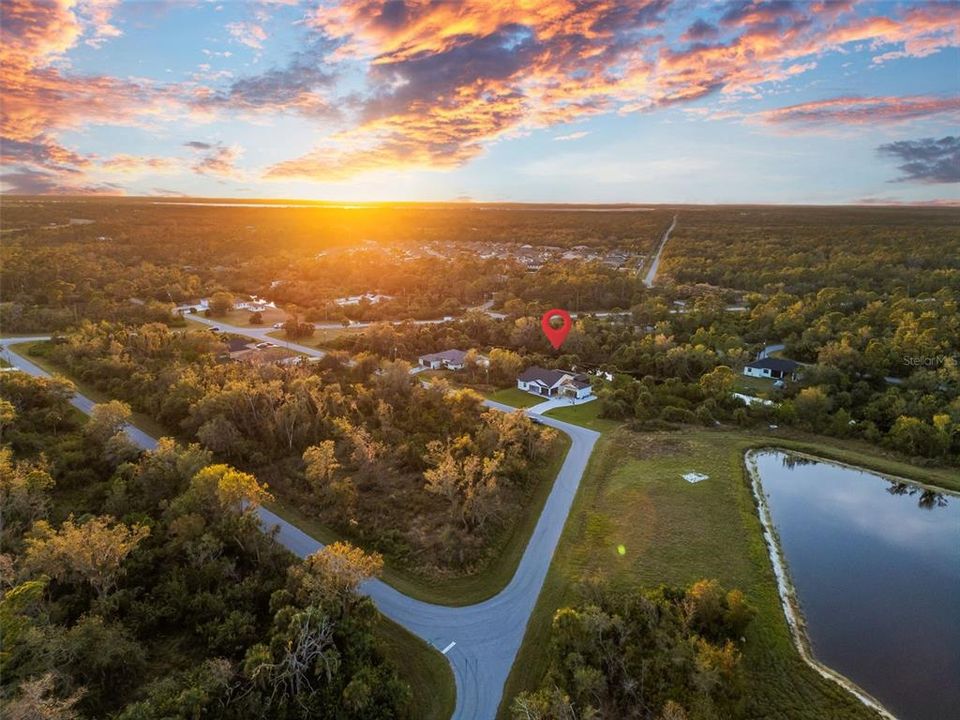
[
  {"xmin": 643, "ymin": 214, "xmax": 678, "ymax": 288},
  {"xmin": 0, "ymin": 337, "xmax": 158, "ymax": 450},
  {"xmin": 758, "ymin": 343, "xmax": 786, "ymax": 359},
  {"xmin": 1, "ymin": 334, "xmax": 599, "ymax": 720}
]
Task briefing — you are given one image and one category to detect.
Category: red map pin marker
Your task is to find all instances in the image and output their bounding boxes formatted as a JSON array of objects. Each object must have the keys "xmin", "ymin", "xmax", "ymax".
[{"xmin": 541, "ymin": 308, "xmax": 572, "ymax": 350}]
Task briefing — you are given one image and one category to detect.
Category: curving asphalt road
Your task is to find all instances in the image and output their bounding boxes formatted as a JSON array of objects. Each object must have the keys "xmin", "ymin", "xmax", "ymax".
[{"xmin": 1, "ymin": 334, "xmax": 599, "ymax": 719}]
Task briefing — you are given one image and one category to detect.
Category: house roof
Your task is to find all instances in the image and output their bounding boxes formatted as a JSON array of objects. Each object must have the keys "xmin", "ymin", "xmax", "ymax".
[
  {"xmin": 419, "ymin": 349, "xmax": 468, "ymax": 363},
  {"xmin": 225, "ymin": 337, "xmax": 252, "ymax": 353},
  {"xmin": 518, "ymin": 366, "xmax": 591, "ymax": 388},
  {"xmin": 746, "ymin": 357, "xmax": 800, "ymax": 372}
]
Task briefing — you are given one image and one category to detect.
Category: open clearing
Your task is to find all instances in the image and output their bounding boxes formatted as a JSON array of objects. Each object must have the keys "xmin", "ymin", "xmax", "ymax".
[{"xmin": 500, "ymin": 425, "xmax": 957, "ymax": 719}]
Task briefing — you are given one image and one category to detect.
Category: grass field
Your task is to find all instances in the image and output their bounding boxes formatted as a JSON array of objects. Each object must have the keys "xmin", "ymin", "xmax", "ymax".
[
  {"xmin": 219, "ymin": 306, "xmax": 288, "ymax": 326},
  {"xmin": 377, "ymin": 618, "xmax": 455, "ymax": 720},
  {"xmin": 543, "ymin": 400, "xmax": 621, "ymax": 432},
  {"xmin": 266, "ymin": 326, "xmax": 367, "ymax": 347},
  {"xmin": 486, "ymin": 387, "xmax": 544, "ymax": 408},
  {"xmin": 498, "ymin": 425, "xmax": 959, "ymax": 719},
  {"xmin": 733, "ymin": 374, "xmax": 780, "ymax": 395}
]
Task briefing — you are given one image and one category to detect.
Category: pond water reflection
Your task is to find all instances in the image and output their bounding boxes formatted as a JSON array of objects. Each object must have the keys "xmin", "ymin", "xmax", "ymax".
[{"xmin": 753, "ymin": 450, "xmax": 960, "ymax": 720}]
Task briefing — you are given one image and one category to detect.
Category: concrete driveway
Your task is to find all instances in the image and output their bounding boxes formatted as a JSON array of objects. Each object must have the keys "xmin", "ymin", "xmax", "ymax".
[
  {"xmin": 1, "ymin": 333, "xmax": 600, "ymax": 720},
  {"xmin": 526, "ymin": 394, "xmax": 596, "ymax": 415}
]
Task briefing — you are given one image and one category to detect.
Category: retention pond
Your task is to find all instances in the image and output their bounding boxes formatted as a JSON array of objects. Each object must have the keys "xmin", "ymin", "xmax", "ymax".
[{"xmin": 750, "ymin": 450, "xmax": 959, "ymax": 720}]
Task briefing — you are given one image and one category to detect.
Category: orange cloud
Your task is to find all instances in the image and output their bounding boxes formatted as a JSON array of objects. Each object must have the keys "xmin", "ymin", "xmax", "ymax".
[
  {"xmin": 270, "ymin": 0, "xmax": 667, "ymax": 179},
  {"xmin": 185, "ymin": 142, "xmax": 245, "ymax": 179},
  {"xmin": 281, "ymin": 0, "xmax": 960, "ymax": 181},
  {"xmin": 756, "ymin": 95, "xmax": 960, "ymax": 128},
  {"xmin": 227, "ymin": 21, "xmax": 267, "ymax": 50},
  {"xmin": 0, "ymin": 0, "xmax": 190, "ymax": 192},
  {"xmin": 4, "ymin": 0, "xmax": 960, "ymax": 192},
  {"xmin": 99, "ymin": 154, "xmax": 180, "ymax": 174}
]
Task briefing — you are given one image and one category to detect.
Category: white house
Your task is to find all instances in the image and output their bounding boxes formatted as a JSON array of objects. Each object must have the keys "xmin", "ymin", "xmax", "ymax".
[
  {"xmin": 517, "ymin": 366, "xmax": 593, "ymax": 399},
  {"xmin": 334, "ymin": 293, "xmax": 394, "ymax": 306},
  {"xmin": 743, "ymin": 357, "xmax": 800, "ymax": 380},
  {"xmin": 418, "ymin": 349, "xmax": 468, "ymax": 370},
  {"xmin": 174, "ymin": 299, "xmax": 209, "ymax": 315},
  {"xmin": 234, "ymin": 296, "xmax": 275, "ymax": 312}
]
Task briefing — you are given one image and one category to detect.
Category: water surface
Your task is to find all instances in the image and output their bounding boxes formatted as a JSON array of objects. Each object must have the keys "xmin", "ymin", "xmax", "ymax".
[{"xmin": 754, "ymin": 450, "xmax": 960, "ymax": 720}]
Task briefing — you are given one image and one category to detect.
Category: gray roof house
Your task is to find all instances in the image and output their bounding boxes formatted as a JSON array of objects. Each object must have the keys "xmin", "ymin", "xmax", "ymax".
[
  {"xmin": 743, "ymin": 357, "xmax": 800, "ymax": 380},
  {"xmin": 517, "ymin": 366, "xmax": 593, "ymax": 399},
  {"xmin": 419, "ymin": 349, "xmax": 469, "ymax": 370}
]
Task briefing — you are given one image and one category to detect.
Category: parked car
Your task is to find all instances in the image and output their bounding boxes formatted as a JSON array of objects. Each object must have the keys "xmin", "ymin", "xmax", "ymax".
[
  {"xmin": 255, "ymin": 342, "xmax": 274, "ymax": 349},
  {"xmin": 273, "ymin": 322, "xmax": 285, "ymax": 329},
  {"xmin": 209, "ymin": 327, "xmax": 220, "ymax": 332}
]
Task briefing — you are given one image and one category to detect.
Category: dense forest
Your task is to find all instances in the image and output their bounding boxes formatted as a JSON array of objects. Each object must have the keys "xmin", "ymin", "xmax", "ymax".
[
  {"xmin": 29, "ymin": 322, "xmax": 560, "ymax": 576},
  {"xmin": 512, "ymin": 579, "xmax": 755, "ymax": 720},
  {"xmin": 2, "ymin": 199, "xmax": 959, "ymax": 717},
  {"xmin": 0, "ymin": 372, "xmax": 409, "ymax": 718},
  {"xmin": 5, "ymin": 200, "xmax": 957, "ymax": 462}
]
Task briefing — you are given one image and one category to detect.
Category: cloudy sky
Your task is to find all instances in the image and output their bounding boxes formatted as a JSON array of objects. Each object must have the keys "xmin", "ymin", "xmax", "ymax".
[{"xmin": 1, "ymin": 0, "xmax": 958, "ymax": 203}]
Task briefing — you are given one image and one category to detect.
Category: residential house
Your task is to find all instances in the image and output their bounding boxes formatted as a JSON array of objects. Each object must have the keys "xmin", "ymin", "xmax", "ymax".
[
  {"xmin": 419, "ymin": 349, "xmax": 469, "ymax": 370},
  {"xmin": 334, "ymin": 293, "xmax": 394, "ymax": 306},
  {"xmin": 174, "ymin": 298, "xmax": 209, "ymax": 315},
  {"xmin": 224, "ymin": 337, "xmax": 255, "ymax": 358},
  {"xmin": 234, "ymin": 296, "xmax": 274, "ymax": 312},
  {"xmin": 517, "ymin": 366, "xmax": 593, "ymax": 399},
  {"xmin": 743, "ymin": 357, "xmax": 800, "ymax": 381}
]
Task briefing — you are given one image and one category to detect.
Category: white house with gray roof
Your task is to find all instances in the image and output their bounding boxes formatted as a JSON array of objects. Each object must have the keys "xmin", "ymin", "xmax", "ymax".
[
  {"xmin": 517, "ymin": 366, "xmax": 593, "ymax": 399},
  {"xmin": 419, "ymin": 349, "xmax": 469, "ymax": 370}
]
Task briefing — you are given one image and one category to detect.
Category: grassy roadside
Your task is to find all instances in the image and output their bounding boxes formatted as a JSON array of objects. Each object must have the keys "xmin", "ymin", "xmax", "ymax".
[
  {"xmin": 543, "ymin": 401, "xmax": 621, "ymax": 433},
  {"xmin": 267, "ymin": 432, "xmax": 572, "ymax": 606},
  {"xmin": 377, "ymin": 617, "xmax": 455, "ymax": 720},
  {"xmin": 498, "ymin": 425, "xmax": 955, "ymax": 719},
  {"xmin": 266, "ymin": 326, "xmax": 367, "ymax": 347}
]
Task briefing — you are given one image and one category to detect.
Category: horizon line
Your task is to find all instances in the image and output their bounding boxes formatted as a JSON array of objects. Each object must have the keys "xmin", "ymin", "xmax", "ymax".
[{"xmin": 3, "ymin": 194, "xmax": 959, "ymax": 209}]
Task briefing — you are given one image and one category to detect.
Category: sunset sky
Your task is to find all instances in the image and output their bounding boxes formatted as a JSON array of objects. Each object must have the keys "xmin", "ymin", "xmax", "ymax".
[{"xmin": 1, "ymin": 0, "xmax": 958, "ymax": 203}]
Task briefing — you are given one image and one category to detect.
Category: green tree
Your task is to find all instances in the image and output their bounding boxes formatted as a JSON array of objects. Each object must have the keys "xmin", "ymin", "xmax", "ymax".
[
  {"xmin": 84, "ymin": 400, "xmax": 132, "ymax": 446},
  {"xmin": 24, "ymin": 516, "xmax": 149, "ymax": 600},
  {"xmin": 208, "ymin": 291, "xmax": 234, "ymax": 317}
]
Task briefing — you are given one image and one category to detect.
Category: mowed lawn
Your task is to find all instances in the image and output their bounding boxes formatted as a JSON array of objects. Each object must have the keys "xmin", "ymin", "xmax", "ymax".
[
  {"xmin": 266, "ymin": 325, "xmax": 368, "ymax": 348},
  {"xmin": 544, "ymin": 400, "xmax": 621, "ymax": 433},
  {"xmin": 376, "ymin": 618, "xmax": 455, "ymax": 720},
  {"xmin": 486, "ymin": 387, "xmax": 544, "ymax": 408},
  {"xmin": 500, "ymin": 426, "xmax": 892, "ymax": 720},
  {"xmin": 220, "ymin": 306, "xmax": 288, "ymax": 327}
]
